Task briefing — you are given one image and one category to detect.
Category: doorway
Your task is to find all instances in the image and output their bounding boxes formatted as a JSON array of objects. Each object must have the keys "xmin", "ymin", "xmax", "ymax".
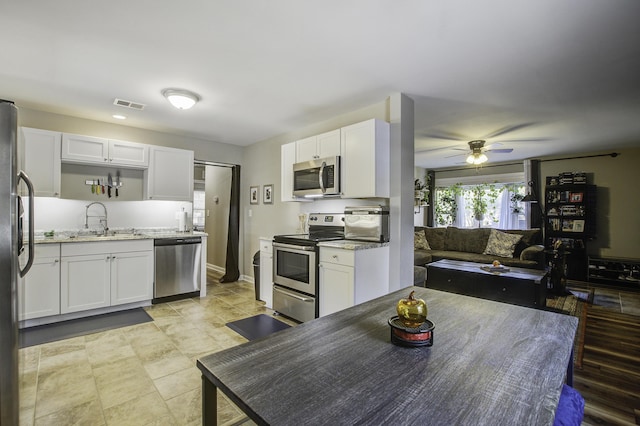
[{"xmin": 193, "ymin": 161, "xmax": 238, "ymax": 277}]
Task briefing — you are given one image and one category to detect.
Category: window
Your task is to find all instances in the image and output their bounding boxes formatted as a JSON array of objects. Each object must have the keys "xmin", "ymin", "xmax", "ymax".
[{"xmin": 434, "ymin": 176, "xmax": 527, "ymax": 229}]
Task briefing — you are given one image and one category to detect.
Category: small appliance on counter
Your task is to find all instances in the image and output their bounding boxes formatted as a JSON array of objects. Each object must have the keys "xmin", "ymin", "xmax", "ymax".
[{"xmin": 344, "ymin": 205, "xmax": 390, "ymax": 242}]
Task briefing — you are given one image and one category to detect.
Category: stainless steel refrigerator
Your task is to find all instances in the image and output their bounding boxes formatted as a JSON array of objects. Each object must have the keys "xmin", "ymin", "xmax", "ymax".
[{"xmin": 0, "ymin": 99, "xmax": 34, "ymax": 425}]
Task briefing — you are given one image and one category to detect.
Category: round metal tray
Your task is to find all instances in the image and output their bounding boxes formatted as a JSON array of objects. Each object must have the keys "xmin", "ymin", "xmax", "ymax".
[{"xmin": 388, "ymin": 316, "xmax": 435, "ymax": 347}]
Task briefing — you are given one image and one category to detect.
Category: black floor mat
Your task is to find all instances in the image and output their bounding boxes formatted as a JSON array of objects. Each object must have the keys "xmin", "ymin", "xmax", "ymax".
[
  {"xmin": 226, "ymin": 314, "xmax": 291, "ymax": 341},
  {"xmin": 19, "ymin": 308, "xmax": 153, "ymax": 348}
]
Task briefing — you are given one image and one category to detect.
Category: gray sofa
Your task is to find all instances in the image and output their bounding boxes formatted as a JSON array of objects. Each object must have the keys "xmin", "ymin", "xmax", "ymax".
[{"xmin": 414, "ymin": 226, "xmax": 545, "ymax": 270}]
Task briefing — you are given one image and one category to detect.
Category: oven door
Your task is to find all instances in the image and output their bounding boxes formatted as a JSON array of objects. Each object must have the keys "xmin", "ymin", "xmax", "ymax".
[{"xmin": 273, "ymin": 242, "xmax": 317, "ymax": 296}]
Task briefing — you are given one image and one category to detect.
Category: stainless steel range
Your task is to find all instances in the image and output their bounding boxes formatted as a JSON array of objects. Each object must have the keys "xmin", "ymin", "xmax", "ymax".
[{"xmin": 272, "ymin": 213, "xmax": 344, "ymax": 322}]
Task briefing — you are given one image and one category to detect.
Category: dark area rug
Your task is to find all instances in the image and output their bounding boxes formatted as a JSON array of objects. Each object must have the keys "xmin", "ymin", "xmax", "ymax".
[
  {"xmin": 19, "ymin": 308, "xmax": 152, "ymax": 348},
  {"xmin": 226, "ymin": 314, "xmax": 291, "ymax": 341},
  {"xmin": 546, "ymin": 287, "xmax": 592, "ymax": 369}
]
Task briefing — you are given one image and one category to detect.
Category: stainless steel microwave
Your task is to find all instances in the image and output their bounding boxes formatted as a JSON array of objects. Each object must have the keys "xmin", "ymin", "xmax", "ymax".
[{"xmin": 293, "ymin": 156, "xmax": 340, "ymax": 197}]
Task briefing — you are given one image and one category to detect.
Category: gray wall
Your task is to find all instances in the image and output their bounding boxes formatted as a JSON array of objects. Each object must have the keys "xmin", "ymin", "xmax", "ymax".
[
  {"xmin": 17, "ymin": 107, "xmax": 243, "ymax": 165},
  {"xmin": 540, "ymin": 147, "xmax": 640, "ymax": 259},
  {"xmin": 241, "ymin": 100, "xmax": 390, "ymax": 278}
]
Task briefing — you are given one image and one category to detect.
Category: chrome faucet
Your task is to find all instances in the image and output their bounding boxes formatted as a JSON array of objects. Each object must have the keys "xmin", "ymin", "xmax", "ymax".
[{"xmin": 85, "ymin": 202, "xmax": 108, "ymax": 234}]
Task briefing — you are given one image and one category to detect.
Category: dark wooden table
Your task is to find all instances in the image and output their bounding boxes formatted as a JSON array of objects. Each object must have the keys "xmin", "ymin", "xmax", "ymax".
[
  {"xmin": 427, "ymin": 259, "xmax": 549, "ymax": 308},
  {"xmin": 197, "ymin": 287, "xmax": 577, "ymax": 425}
]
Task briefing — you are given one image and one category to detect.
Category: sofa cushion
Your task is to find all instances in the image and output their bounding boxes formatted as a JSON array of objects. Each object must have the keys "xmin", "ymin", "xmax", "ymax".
[
  {"xmin": 414, "ymin": 250, "xmax": 433, "ymax": 266},
  {"xmin": 483, "ymin": 229, "xmax": 523, "ymax": 258},
  {"xmin": 414, "ymin": 230, "xmax": 431, "ymax": 250},
  {"xmin": 423, "ymin": 227, "xmax": 446, "ymax": 250},
  {"xmin": 445, "ymin": 227, "xmax": 491, "ymax": 254},
  {"xmin": 501, "ymin": 228, "xmax": 541, "ymax": 257}
]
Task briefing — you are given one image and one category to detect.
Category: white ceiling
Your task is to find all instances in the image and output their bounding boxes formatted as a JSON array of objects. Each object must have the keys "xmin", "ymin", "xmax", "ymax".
[{"xmin": 2, "ymin": 1, "xmax": 640, "ymax": 169}]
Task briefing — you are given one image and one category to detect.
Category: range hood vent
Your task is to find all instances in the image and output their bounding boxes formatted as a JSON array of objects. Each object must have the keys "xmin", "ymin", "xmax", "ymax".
[{"xmin": 113, "ymin": 98, "xmax": 146, "ymax": 110}]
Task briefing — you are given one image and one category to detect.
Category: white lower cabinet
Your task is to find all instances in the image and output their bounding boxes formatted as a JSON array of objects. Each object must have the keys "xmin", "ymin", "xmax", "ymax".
[
  {"xmin": 61, "ymin": 254, "xmax": 111, "ymax": 314},
  {"xmin": 18, "ymin": 244, "xmax": 61, "ymax": 320},
  {"xmin": 259, "ymin": 238, "xmax": 273, "ymax": 308},
  {"xmin": 319, "ymin": 245, "xmax": 389, "ymax": 317},
  {"xmin": 60, "ymin": 240, "xmax": 153, "ymax": 314},
  {"xmin": 110, "ymin": 250, "xmax": 154, "ymax": 306}
]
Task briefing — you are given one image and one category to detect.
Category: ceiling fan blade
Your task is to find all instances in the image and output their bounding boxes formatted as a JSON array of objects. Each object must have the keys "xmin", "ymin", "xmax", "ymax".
[
  {"xmin": 415, "ymin": 144, "xmax": 461, "ymax": 154},
  {"xmin": 486, "ymin": 148, "xmax": 513, "ymax": 153},
  {"xmin": 497, "ymin": 137, "xmax": 553, "ymax": 143},
  {"xmin": 419, "ymin": 131, "xmax": 468, "ymax": 142},
  {"xmin": 481, "ymin": 123, "xmax": 537, "ymax": 139},
  {"xmin": 445, "ymin": 152, "xmax": 467, "ymax": 159}
]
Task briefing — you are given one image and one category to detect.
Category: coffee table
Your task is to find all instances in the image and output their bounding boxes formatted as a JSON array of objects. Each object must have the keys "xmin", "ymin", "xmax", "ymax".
[{"xmin": 426, "ymin": 259, "xmax": 548, "ymax": 308}]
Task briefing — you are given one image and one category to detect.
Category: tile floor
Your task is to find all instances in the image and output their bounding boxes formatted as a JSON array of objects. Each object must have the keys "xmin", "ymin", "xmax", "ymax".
[
  {"xmin": 18, "ymin": 272, "xmax": 294, "ymax": 426},
  {"xmin": 18, "ymin": 275, "xmax": 640, "ymax": 426}
]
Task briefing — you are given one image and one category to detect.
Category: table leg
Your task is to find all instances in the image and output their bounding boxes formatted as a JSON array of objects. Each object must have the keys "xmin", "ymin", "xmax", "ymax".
[
  {"xmin": 566, "ymin": 347, "xmax": 574, "ymax": 387},
  {"xmin": 202, "ymin": 375, "xmax": 217, "ymax": 426}
]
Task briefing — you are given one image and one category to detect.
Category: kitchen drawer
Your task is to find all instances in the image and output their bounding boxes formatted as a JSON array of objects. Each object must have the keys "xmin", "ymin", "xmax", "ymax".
[
  {"xmin": 61, "ymin": 240, "xmax": 153, "ymax": 257},
  {"xmin": 28, "ymin": 243, "xmax": 60, "ymax": 259},
  {"xmin": 320, "ymin": 247, "xmax": 354, "ymax": 267}
]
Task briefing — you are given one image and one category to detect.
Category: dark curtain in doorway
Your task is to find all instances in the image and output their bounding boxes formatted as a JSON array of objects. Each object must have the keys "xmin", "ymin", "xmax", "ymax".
[{"xmin": 220, "ymin": 165, "xmax": 241, "ymax": 283}]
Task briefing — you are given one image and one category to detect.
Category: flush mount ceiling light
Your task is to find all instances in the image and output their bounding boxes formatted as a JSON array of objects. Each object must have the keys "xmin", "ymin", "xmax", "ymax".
[
  {"xmin": 112, "ymin": 114, "xmax": 127, "ymax": 120},
  {"xmin": 162, "ymin": 88, "xmax": 200, "ymax": 110}
]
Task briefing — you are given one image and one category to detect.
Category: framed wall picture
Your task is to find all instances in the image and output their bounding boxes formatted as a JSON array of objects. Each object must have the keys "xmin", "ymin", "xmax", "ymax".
[
  {"xmin": 572, "ymin": 220, "xmax": 585, "ymax": 233},
  {"xmin": 263, "ymin": 184, "xmax": 273, "ymax": 204},
  {"xmin": 250, "ymin": 186, "xmax": 259, "ymax": 205}
]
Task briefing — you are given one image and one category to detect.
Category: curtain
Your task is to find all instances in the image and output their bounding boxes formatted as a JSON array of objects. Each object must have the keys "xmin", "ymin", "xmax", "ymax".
[
  {"xmin": 455, "ymin": 194, "xmax": 466, "ymax": 227},
  {"xmin": 220, "ymin": 165, "xmax": 241, "ymax": 283},
  {"xmin": 499, "ymin": 189, "xmax": 517, "ymax": 229}
]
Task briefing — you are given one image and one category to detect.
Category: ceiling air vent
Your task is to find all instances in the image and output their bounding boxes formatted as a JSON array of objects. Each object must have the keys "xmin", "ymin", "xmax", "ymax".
[{"xmin": 113, "ymin": 98, "xmax": 146, "ymax": 110}]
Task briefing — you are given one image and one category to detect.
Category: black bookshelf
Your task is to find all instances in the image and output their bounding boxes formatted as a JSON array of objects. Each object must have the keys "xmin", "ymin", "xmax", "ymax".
[{"xmin": 544, "ymin": 180, "xmax": 596, "ymax": 281}]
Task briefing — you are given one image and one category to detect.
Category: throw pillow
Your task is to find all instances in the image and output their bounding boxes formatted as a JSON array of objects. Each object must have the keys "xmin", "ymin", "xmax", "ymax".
[
  {"xmin": 483, "ymin": 229, "xmax": 523, "ymax": 258},
  {"xmin": 414, "ymin": 230, "xmax": 431, "ymax": 250}
]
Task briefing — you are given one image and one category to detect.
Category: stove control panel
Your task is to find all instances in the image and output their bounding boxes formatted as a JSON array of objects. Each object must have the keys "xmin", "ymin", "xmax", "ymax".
[{"xmin": 308, "ymin": 213, "xmax": 344, "ymax": 226}]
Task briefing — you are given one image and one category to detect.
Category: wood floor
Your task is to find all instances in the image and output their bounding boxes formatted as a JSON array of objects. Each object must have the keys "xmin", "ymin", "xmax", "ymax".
[{"xmin": 574, "ymin": 304, "xmax": 640, "ymax": 425}]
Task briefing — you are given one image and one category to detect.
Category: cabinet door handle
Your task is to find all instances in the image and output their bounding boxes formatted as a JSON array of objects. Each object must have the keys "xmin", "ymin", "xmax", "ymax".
[
  {"xmin": 53, "ymin": 259, "xmax": 59, "ymax": 264},
  {"xmin": 332, "ymin": 255, "xmax": 338, "ymax": 260}
]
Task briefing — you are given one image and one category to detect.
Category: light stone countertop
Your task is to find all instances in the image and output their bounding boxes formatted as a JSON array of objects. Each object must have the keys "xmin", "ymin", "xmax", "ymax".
[
  {"xmin": 317, "ymin": 240, "xmax": 389, "ymax": 250},
  {"xmin": 32, "ymin": 228, "xmax": 207, "ymax": 244}
]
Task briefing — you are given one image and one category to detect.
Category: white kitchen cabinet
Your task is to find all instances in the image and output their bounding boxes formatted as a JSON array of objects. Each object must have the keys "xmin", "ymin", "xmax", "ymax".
[
  {"xmin": 259, "ymin": 238, "xmax": 273, "ymax": 308},
  {"xmin": 60, "ymin": 253, "xmax": 111, "ymax": 314},
  {"xmin": 18, "ymin": 244, "xmax": 61, "ymax": 320},
  {"xmin": 145, "ymin": 146, "xmax": 194, "ymax": 201},
  {"xmin": 110, "ymin": 250, "xmax": 154, "ymax": 305},
  {"xmin": 106, "ymin": 139, "xmax": 149, "ymax": 167},
  {"xmin": 62, "ymin": 133, "xmax": 148, "ymax": 168},
  {"xmin": 340, "ymin": 119, "xmax": 390, "ymax": 198},
  {"xmin": 319, "ymin": 245, "xmax": 389, "ymax": 317},
  {"xmin": 62, "ymin": 133, "xmax": 109, "ymax": 165},
  {"xmin": 295, "ymin": 129, "xmax": 341, "ymax": 162},
  {"xmin": 19, "ymin": 127, "xmax": 61, "ymax": 197},
  {"xmin": 281, "ymin": 142, "xmax": 297, "ymax": 202},
  {"xmin": 60, "ymin": 240, "xmax": 153, "ymax": 314}
]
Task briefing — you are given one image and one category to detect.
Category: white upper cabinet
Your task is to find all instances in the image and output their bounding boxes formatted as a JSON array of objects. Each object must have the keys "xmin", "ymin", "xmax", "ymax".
[
  {"xmin": 281, "ymin": 142, "xmax": 297, "ymax": 202},
  {"xmin": 62, "ymin": 133, "xmax": 108, "ymax": 164},
  {"xmin": 340, "ymin": 119, "xmax": 390, "ymax": 198},
  {"xmin": 19, "ymin": 127, "xmax": 61, "ymax": 197},
  {"xmin": 62, "ymin": 133, "xmax": 148, "ymax": 168},
  {"xmin": 106, "ymin": 139, "xmax": 149, "ymax": 167},
  {"xmin": 145, "ymin": 145, "xmax": 194, "ymax": 201},
  {"xmin": 295, "ymin": 129, "xmax": 341, "ymax": 162}
]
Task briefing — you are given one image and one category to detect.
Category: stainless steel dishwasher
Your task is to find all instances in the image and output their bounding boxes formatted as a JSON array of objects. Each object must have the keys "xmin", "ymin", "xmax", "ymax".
[{"xmin": 153, "ymin": 236, "xmax": 202, "ymax": 303}]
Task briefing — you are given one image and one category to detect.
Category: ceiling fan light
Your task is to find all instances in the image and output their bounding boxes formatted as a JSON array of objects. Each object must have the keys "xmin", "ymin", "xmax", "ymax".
[
  {"xmin": 466, "ymin": 154, "xmax": 475, "ymax": 164},
  {"xmin": 477, "ymin": 153, "xmax": 488, "ymax": 164},
  {"xmin": 162, "ymin": 89, "xmax": 200, "ymax": 110}
]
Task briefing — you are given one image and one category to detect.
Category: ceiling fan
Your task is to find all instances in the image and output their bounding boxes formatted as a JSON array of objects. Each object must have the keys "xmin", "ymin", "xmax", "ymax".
[{"xmin": 457, "ymin": 139, "xmax": 513, "ymax": 165}]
